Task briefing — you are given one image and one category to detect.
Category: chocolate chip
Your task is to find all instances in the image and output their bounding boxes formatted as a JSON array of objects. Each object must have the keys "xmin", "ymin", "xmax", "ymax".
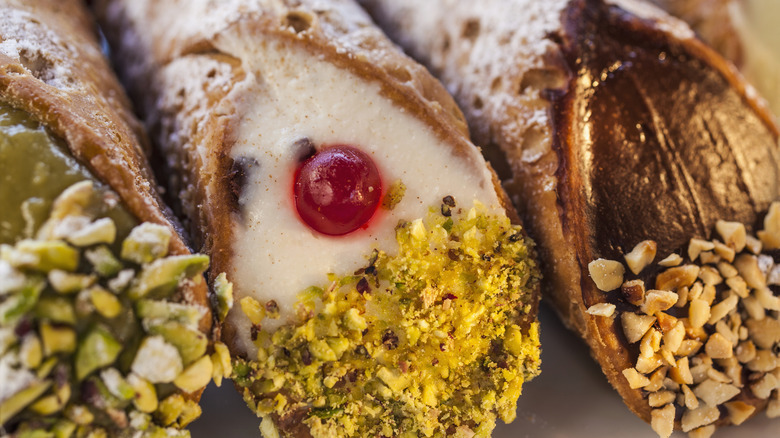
[
  {"xmin": 447, "ymin": 249, "xmax": 460, "ymax": 261},
  {"xmin": 382, "ymin": 329, "xmax": 399, "ymax": 350},
  {"xmin": 227, "ymin": 156, "xmax": 258, "ymax": 211},
  {"xmin": 250, "ymin": 325, "xmax": 259, "ymax": 341},
  {"xmin": 357, "ymin": 277, "xmax": 370, "ymax": 294},
  {"xmin": 442, "ymin": 195, "xmax": 456, "ymax": 207},
  {"xmin": 301, "ymin": 347, "xmax": 312, "ymax": 365},
  {"xmin": 293, "ymin": 137, "xmax": 316, "ymax": 163},
  {"xmin": 265, "ymin": 300, "xmax": 279, "ymax": 318}
]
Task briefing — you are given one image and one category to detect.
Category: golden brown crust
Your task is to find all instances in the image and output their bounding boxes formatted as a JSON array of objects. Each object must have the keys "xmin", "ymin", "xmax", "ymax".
[{"xmin": 0, "ymin": 0, "xmax": 210, "ymax": 332}]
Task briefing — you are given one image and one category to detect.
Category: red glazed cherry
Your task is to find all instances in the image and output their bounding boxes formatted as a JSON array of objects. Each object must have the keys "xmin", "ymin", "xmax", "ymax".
[{"xmin": 294, "ymin": 145, "xmax": 382, "ymax": 235}]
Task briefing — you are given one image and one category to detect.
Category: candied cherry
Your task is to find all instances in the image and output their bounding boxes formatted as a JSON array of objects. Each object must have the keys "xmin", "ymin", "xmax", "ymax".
[{"xmin": 294, "ymin": 145, "xmax": 382, "ymax": 235}]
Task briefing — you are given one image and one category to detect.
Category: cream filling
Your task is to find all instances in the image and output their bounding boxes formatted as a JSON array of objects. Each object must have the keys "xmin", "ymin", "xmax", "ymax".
[{"xmin": 221, "ymin": 36, "xmax": 502, "ymax": 355}]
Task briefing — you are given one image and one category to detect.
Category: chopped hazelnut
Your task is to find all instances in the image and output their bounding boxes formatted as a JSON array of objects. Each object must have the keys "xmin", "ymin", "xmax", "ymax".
[
  {"xmin": 689, "ymin": 299, "xmax": 711, "ymax": 329},
  {"xmin": 644, "ymin": 367, "xmax": 669, "ymax": 392},
  {"xmin": 622, "ymin": 312, "xmax": 656, "ymax": 343},
  {"xmin": 744, "ymin": 317, "xmax": 780, "ymax": 350},
  {"xmin": 715, "ymin": 357, "xmax": 743, "ymax": 387},
  {"xmin": 623, "ymin": 367, "xmax": 651, "ymax": 389},
  {"xmin": 689, "ymin": 238, "xmax": 715, "ymax": 262},
  {"xmin": 708, "ymin": 294, "xmax": 739, "ymax": 325},
  {"xmin": 706, "ymin": 367, "xmax": 732, "ymax": 384},
  {"xmin": 693, "ymin": 379, "xmax": 740, "ymax": 406},
  {"xmin": 637, "ymin": 353, "xmax": 665, "ymax": 374},
  {"xmin": 588, "ymin": 259, "xmax": 625, "ymax": 291},
  {"xmin": 700, "ymin": 284, "xmax": 717, "ymax": 305},
  {"xmin": 742, "ymin": 296, "xmax": 766, "ymax": 321},
  {"xmin": 621, "ymin": 279, "xmax": 646, "ymax": 306},
  {"xmin": 677, "ymin": 339, "xmax": 703, "ymax": 357},
  {"xmin": 750, "ymin": 373, "xmax": 778, "ymax": 399},
  {"xmin": 625, "ymin": 240, "xmax": 657, "ymax": 274},
  {"xmin": 650, "ymin": 404, "xmax": 675, "ymax": 438},
  {"xmin": 716, "ymin": 220, "xmax": 747, "ymax": 253},
  {"xmin": 676, "ymin": 286, "xmax": 690, "ymax": 308},
  {"xmin": 681, "ymin": 405, "xmax": 720, "ymax": 432},
  {"xmin": 713, "ymin": 242, "xmax": 736, "ymax": 263},
  {"xmin": 648, "ymin": 390, "xmax": 675, "ymax": 407},
  {"xmin": 735, "ymin": 340, "xmax": 757, "ymax": 364},
  {"xmin": 688, "ymin": 425, "xmax": 716, "ymax": 438},
  {"xmin": 656, "ymin": 265, "xmax": 700, "ymax": 291},
  {"xmin": 663, "ymin": 321, "xmax": 685, "ymax": 353},
  {"xmin": 755, "ymin": 287, "xmax": 780, "ymax": 311},
  {"xmin": 698, "ymin": 266, "xmax": 722, "ymax": 286},
  {"xmin": 725, "ymin": 276, "xmax": 748, "ymax": 298},
  {"xmin": 716, "ymin": 261, "xmax": 738, "ymax": 278},
  {"xmin": 681, "ymin": 383, "xmax": 699, "ymax": 409},
  {"xmin": 758, "ymin": 202, "xmax": 780, "ymax": 249},
  {"xmin": 586, "ymin": 302, "xmax": 616, "ymax": 317},
  {"xmin": 640, "ymin": 328, "xmax": 662, "ymax": 358},
  {"xmin": 724, "ymin": 400, "xmax": 756, "ymax": 425},
  {"xmin": 705, "ymin": 333, "xmax": 733, "ymax": 359},
  {"xmin": 747, "ymin": 349, "xmax": 777, "ymax": 372},
  {"xmin": 699, "ymin": 251, "xmax": 721, "ymax": 265},
  {"xmin": 734, "ymin": 254, "xmax": 766, "ymax": 289},
  {"xmin": 670, "ymin": 357, "xmax": 694, "ymax": 385},
  {"xmin": 641, "ymin": 290, "xmax": 679, "ymax": 315},
  {"xmin": 714, "ymin": 320, "xmax": 738, "ymax": 347},
  {"xmin": 658, "ymin": 253, "xmax": 683, "ymax": 267},
  {"xmin": 768, "ymin": 397, "xmax": 780, "ymax": 418},
  {"xmin": 655, "ymin": 312, "xmax": 678, "ymax": 333},
  {"xmin": 745, "ymin": 235, "xmax": 763, "ymax": 254}
]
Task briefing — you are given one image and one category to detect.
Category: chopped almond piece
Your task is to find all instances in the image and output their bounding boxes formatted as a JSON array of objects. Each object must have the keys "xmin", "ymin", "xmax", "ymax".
[
  {"xmin": 622, "ymin": 367, "xmax": 650, "ymax": 389},
  {"xmin": 621, "ymin": 279, "xmax": 646, "ymax": 306},
  {"xmin": 644, "ymin": 367, "xmax": 669, "ymax": 392},
  {"xmin": 756, "ymin": 287, "xmax": 780, "ymax": 311},
  {"xmin": 745, "ymin": 318, "xmax": 780, "ymax": 350},
  {"xmin": 747, "ymin": 350, "xmax": 777, "ymax": 372},
  {"xmin": 586, "ymin": 302, "xmax": 615, "ymax": 317},
  {"xmin": 588, "ymin": 259, "xmax": 624, "ymax": 291},
  {"xmin": 698, "ymin": 266, "xmax": 722, "ymax": 286},
  {"xmin": 705, "ymin": 333, "xmax": 733, "ymax": 359},
  {"xmin": 641, "ymin": 290, "xmax": 679, "ymax": 315},
  {"xmin": 693, "ymin": 379, "xmax": 740, "ymax": 406},
  {"xmin": 750, "ymin": 373, "xmax": 778, "ymax": 399},
  {"xmin": 663, "ymin": 321, "xmax": 685, "ymax": 353},
  {"xmin": 637, "ymin": 353, "xmax": 665, "ymax": 374},
  {"xmin": 735, "ymin": 340, "xmax": 757, "ymax": 364},
  {"xmin": 716, "ymin": 260, "xmax": 738, "ymax": 278},
  {"xmin": 725, "ymin": 276, "xmax": 748, "ymax": 298},
  {"xmin": 724, "ymin": 400, "xmax": 756, "ymax": 425},
  {"xmin": 650, "ymin": 404, "xmax": 675, "ymax": 438},
  {"xmin": 622, "ymin": 312, "xmax": 656, "ymax": 343},
  {"xmin": 734, "ymin": 254, "xmax": 766, "ymax": 289},
  {"xmin": 758, "ymin": 202, "xmax": 780, "ymax": 250},
  {"xmin": 716, "ymin": 220, "xmax": 747, "ymax": 253},
  {"xmin": 625, "ymin": 240, "xmax": 657, "ymax": 274},
  {"xmin": 640, "ymin": 328, "xmax": 662, "ymax": 358},
  {"xmin": 681, "ymin": 383, "xmax": 699, "ymax": 409},
  {"xmin": 688, "ymin": 425, "xmax": 716, "ymax": 438},
  {"xmin": 745, "ymin": 235, "xmax": 763, "ymax": 254},
  {"xmin": 655, "ymin": 312, "xmax": 678, "ymax": 333},
  {"xmin": 670, "ymin": 357, "xmax": 694, "ymax": 385},
  {"xmin": 656, "ymin": 265, "xmax": 700, "ymax": 291},
  {"xmin": 648, "ymin": 390, "xmax": 675, "ymax": 407},
  {"xmin": 689, "ymin": 299, "xmax": 711, "ymax": 329},
  {"xmin": 713, "ymin": 242, "xmax": 736, "ymax": 263},
  {"xmin": 658, "ymin": 253, "xmax": 683, "ymax": 267},
  {"xmin": 688, "ymin": 239, "xmax": 715, "ymax": 262},
  {"xmin": 708, "ymin": 295, "xmax": 739, "ymax": 325},
  {"xmin": 681, "ymin": 405, "xmax": 720, "ymax": 432}
]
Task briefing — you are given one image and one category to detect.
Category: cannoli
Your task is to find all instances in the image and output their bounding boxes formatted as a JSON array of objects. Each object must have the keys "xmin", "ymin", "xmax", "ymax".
[
  {"xmin": 0, "ymin": 0, "xmax": 220, "ymax": 435},
  {"xmin": 361, "ymin": 0, "xmax": 780, "ymax": 435},
  {"xmin": 93, "ymin": 0, "xmax": 542, "ymax": 436}
]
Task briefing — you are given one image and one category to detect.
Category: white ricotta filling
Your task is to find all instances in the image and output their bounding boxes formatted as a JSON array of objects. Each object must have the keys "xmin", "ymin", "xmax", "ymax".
[{"xmin": 222, "ymin": 36, "xmax": 503, "ymax": 355}]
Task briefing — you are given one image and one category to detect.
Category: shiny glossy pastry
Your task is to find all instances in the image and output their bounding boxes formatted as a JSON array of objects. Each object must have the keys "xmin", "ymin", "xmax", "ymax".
[
  {"xmin": 93, "ymin": 0, "xmax": 542, "ymax": 436},
  {"xmin": 361, "ymin": 0, "xmax": 780, "ymax": 435},
  {"xmin": 649, "ymin": 0, "xmax": 780, "ymax": 118},
  {"xmin": 0, "ymin": 0, "xmax": 217, "ymax": 436}
]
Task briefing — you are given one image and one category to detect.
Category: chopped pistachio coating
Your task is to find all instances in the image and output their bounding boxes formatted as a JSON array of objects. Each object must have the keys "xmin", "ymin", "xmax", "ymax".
[
  {"xmin": 0, "ymin": 181, "xmax": 214, "ymax": 437},
  {"xmin": 234, "ymin": 199, "xmax": 541, "ymax": 437}
]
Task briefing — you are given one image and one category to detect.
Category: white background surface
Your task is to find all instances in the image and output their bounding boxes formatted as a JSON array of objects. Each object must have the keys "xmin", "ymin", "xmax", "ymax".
[{"xmin": 191, "ymin": 304, "xmax": 780, "ymax": 437}]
